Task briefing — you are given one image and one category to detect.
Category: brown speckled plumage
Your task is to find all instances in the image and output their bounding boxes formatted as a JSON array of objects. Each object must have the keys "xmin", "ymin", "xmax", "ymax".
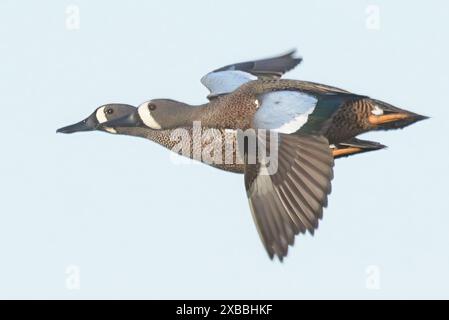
[
  {"xmin": 324, "ymin": 99, "xmax": 373, "ymax": 143},
  {"xmin": 58, "ymin": 51, "xmax": 427, "ymax": 261},
  {"xmin": 116, "ymin": 79, "xmax": 416, "ymax": 174},
  {"xmin": 118, "ymin": 126, "xmax": 245, "ymax": 173},
  {"xmin": 197, "ymin": 79, "xmax": 387, "ymax": 140}
]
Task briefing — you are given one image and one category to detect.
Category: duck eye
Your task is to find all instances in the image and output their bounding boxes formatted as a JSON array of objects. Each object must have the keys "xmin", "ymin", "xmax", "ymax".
[
  {"xmin": 148, "ymin": 103, "xmax": 157, "ymax": 111},
  {"xmin": 106, "ymin": 108, "xmax": 114, "ymax": 115}
]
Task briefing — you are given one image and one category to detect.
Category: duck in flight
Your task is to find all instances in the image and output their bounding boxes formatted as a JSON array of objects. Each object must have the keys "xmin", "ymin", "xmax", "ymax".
[
  {"xmin": 57, "ymin": 51, "xmax": 386, "ymax": 163},
  {"xmin": 57, "ymin": 50, "xmax": 427, "ymax": 260}
]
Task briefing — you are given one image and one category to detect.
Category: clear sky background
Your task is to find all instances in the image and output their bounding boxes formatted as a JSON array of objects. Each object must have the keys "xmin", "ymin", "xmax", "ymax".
[{"xmin": 0, "ymin": 0, "xmax": 448, "ymax": 299}]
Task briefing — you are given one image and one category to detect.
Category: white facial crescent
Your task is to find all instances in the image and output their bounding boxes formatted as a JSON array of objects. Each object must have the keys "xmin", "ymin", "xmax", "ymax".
[
  {"xmin": 138, "ymin": 103, "xmax": 162, "ymax": 129},
  {"xmin": 96, "ymin": 106, "xmax": 117, "ymax": 134}
]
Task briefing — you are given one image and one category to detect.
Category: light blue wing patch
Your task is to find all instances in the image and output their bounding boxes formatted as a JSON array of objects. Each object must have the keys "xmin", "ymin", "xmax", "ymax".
[
  {"xmin": 201, "ymin": 70, "xmax": 257, "ymax": 99},
  {"xmin": 253, "ymin": 91, "xmax": 318, "ymax": 134}
]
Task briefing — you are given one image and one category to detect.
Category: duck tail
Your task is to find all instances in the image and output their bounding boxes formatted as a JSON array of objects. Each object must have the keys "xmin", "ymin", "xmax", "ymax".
[
  {"xmin": 370, "ymin": 99, "xmax": 429, "ymax": 130},
  {"xmin": 332, "ymin": 138, "xmax": 386, "ymax": 159}
]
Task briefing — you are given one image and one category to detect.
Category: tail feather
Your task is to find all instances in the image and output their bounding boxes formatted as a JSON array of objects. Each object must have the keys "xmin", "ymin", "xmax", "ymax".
[{"xmin": 332, "ymin": 138, "xmax": 386, "ymax": 159}]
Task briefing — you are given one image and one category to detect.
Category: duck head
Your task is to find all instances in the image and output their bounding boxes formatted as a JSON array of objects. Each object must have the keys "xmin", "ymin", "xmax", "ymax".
[
  {"xmin": 99, "ymin": 99, "xmax": 194, "ymax": 130},
  {"xmin": 57, "ymin": 104, "xmax": 136, "ymax": 134}
]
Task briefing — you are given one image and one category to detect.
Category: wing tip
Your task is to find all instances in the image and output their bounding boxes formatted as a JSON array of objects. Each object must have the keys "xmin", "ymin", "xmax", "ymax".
[
  {"xmin": 282, "ymin": 48, "xmax": 300, "ymax": 59},
  {"xmin": 282, "ymin": 48, "xmax": 303, "ymax": 71}
]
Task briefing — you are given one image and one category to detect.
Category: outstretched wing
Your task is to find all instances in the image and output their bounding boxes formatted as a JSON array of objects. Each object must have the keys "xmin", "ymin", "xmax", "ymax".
[
  {"xmin": 242, "ymin": 89, "xmax": 368, "ymax": 260},
  {"xmin": 243, "ymin": 133, "xmax": 334, "ymax": 260},
  {"xmin": 201, "ymin": 50, "xmax": 302, "ymax": 99},
  {"xmin": 212, "ymin": 49, "xmax": 302, "ymax": 78}
]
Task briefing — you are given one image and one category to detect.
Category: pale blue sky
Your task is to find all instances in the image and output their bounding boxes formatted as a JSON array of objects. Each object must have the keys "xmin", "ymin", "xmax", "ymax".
[{"xmin": 0, "ymin": 0, "xmax": 448, "ymax": 299}]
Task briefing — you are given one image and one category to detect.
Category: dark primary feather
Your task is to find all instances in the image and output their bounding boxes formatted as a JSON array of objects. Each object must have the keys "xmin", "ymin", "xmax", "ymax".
[
  {"xmin": 213, "ymin": 49, "xmax": 302, "ymax": 78},
  {"xmin": 244, "ymin": 133, "xmax": 334, "ymax": 260},
  {"xmin": 203, "ymin": 52, "xmax": 303, "ymax": 100}
]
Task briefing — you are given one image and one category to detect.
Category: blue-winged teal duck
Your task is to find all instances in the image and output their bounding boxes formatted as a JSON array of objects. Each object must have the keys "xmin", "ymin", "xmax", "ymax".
[
  {"xmin": 58, "ymin": 50, "xmax": 426, "ymax": 260},
  {"xmin": 57, "ymin": 51, "xmax": 386, "ymax": 162}
]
